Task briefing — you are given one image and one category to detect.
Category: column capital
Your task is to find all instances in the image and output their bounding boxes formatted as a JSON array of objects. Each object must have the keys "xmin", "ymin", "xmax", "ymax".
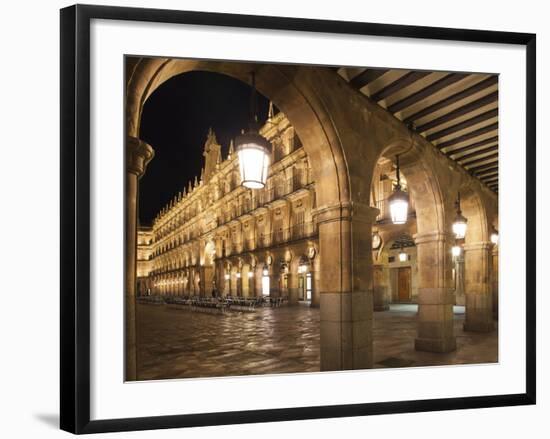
[
  {"xmin": 413, "ymin": 230, "xmax": 453, "ymax": 245},
  {"xmin": 127, "ymin": 136, "xmax": 155, "ymax": 177},
  {"xmin": 313, "ymin": 201, "xmax": 379, "ymax": 225}
]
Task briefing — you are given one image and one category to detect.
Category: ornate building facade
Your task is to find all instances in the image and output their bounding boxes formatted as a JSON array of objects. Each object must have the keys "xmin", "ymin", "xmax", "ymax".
[{"xmin": 137, "ymin": 110, "xmax": 321, "ymax": 306}]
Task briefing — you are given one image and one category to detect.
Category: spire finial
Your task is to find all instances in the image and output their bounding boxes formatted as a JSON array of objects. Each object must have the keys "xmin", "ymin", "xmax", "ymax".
[{"xmin": 268, "ymin": 101, "xmax": 274, "ymax": 119}]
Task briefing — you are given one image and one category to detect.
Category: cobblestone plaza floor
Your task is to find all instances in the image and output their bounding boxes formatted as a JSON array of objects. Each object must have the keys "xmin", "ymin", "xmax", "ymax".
[{"xmin": 135, "ymin": 303, "xmax": 498, "ymax": 381}]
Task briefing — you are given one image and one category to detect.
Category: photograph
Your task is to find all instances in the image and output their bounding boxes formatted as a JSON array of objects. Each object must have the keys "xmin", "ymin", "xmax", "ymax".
[{"xmin": 127, "ymin": 56, "xmax": 500, "ymax": 381}]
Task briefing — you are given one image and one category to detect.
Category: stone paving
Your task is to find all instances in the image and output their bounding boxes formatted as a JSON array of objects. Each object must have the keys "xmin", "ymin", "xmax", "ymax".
[{"xmin": 135, "ymin": 302, "xmax": 498, "ymax": 381}]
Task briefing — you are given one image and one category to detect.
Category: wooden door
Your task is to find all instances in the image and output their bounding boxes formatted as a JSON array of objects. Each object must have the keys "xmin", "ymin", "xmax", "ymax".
[{"xmin": 398, "ymin": 267, "xmax": 411, "ymax": 302}]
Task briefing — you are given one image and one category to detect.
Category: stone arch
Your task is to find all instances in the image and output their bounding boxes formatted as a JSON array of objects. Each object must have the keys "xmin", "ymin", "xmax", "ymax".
[
  {"xmin": 126, "ymin": 58, "xmax": 350, "ymax": 210},
  {"xmin": 370, "ymin": 134, "xmax": 457, "ymax": 353},
  {"xmin": 375, "ymin": 135, "xmax": 447, "ymax": 235},
  {"xmin": 459, "ymin": 185, "xmax": 496, "ymax": 332},
  {"xmin": 126, "ymin": 58, "xmax": 413, "ymax": 373},
  {"xmin": 460, "ymin": 187, "xmax": 489, "ymax": 244}
]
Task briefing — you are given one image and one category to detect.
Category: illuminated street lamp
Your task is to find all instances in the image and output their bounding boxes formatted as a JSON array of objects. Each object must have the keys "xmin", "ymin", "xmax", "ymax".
[
  {"xmin": 298, "ymin": 256, "xmax": 308, "ymax": 274},
  {"xmin": 235, "ymin": 72, "xmax": 271, "ymax": 189},
  {"xmin": 490, "ymin": 226, "xmax": 499, "ymax": 245},
  {"xmin": 389, "ymin": 154, "xmax": 409, "ymax": 224},
  {"xmin": 398, "ymin": 246, "xmax": 407, "ymax": 262},
  {"xmin": 452, "ymin": 245, "xmax": 462, "ymax": 258},
  {"xmin": 452, "ymin": 192, "xmax": 468, "ymax": 239}
]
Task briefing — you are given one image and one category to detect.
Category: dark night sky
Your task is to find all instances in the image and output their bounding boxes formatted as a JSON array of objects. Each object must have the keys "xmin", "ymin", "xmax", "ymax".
[{"xmin": 138, "ymin": 71, "xmax": 270, "ymax": 225}]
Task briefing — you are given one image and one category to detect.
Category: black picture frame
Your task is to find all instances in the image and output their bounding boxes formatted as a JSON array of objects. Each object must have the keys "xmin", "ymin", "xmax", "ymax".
[{"xmin": 60, "ymin": 4, "xmax": 536, "ymax": 434}]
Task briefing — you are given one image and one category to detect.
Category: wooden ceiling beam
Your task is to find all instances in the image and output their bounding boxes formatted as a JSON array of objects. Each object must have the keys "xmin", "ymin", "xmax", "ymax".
[
  {"xmin": 388, "ymin": 73, "xmax": 469, "ymax": 113},
  {"xmin": 461, "ymin": 152, "xmax": 498, "ymax": 167},
  {"xmin": 427, "ymin": 108, "xmax": 498, "ymax": 141},
  {"xmin": 349, "ymin": 68, "xmax": 390, "ymax": 89},
  {"xmin": 444, "ymin": 136, "xmax": 498, "ymax": 156},
  {"xmin": 403, "ymin": 75, "xmax": 498, "ymax": 124},
  {"xmin": 370, "ymin": 71, "xmax": 431, "ymax": 102},
  {"xmin": 437, "ymin": 122, "xmax": 498, "ymax": 149},
  {"xmin": 475, "ymin": 167, "xmax": 499, "ymax": 177},
  {"xmin": 468, "ymin": 162, "xmax": 500, "ymax": 173},
  {"xmin": 416, "ymin": 91, "xmax": 498, "ymax": 132},
  {"xmin": 453, "ymin": 144, "xmax": 498, "ymax": 162}
]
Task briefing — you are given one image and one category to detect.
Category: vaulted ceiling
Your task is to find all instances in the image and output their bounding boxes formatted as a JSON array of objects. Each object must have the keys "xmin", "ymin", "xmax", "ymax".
[{"xmin": 336, "ymin": 67, "xmax": 499, "ymax": 193}]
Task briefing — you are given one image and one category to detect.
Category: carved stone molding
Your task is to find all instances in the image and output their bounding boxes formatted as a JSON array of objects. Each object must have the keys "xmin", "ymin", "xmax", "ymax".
[{"xmin": 127, "ymin": 136, "xmax": 154, "ymax": 177}]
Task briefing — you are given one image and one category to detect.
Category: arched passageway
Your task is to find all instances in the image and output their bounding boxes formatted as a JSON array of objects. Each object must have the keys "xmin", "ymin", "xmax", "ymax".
[
  {"xmin": 126, "ymin": 58, "xmax": 499, "ymax": 380},
  {"xmin": 126, "ymin": 58, "xmax": 386, "ymax": 379}
]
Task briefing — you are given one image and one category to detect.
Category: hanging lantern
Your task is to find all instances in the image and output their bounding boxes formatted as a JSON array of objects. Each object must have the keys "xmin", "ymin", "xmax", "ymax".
[
  {"xmin": 248, "ymin": 271, "xmax": 254, "ymax": 279},
  {"xmin": 452, "ymin": 192, "xmax": 468, "ymax": 239},
  {"xmin": 490, "ymin": 226, "xmax": 499, "ymax": 245},
  {"xmin": 389, "ymin": 154, "xmax": 409, "ymax": 225},
  {"xmin": 262, "ymin": 264, "xmax": 269, "ymax": 277},
  {"xmin": 398, "ymin": 246, "xmax": 407, "ymax": 262},
  {"xmin": 235, "ymin": 72, "xmax": 271, "ymax": 189},
  {"xmin": 451, "ymin": 245, "xmax": 462, "ymax": 258},
  {"xmin": 298, "ymin": 256, "xmax": 308, "ymax": 274}
]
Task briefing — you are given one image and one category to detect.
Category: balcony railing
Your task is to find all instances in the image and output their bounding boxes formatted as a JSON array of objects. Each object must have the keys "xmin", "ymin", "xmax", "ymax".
[{"xmin": 256, "ymin": 221, "xmax": 317, "ymax": 248}]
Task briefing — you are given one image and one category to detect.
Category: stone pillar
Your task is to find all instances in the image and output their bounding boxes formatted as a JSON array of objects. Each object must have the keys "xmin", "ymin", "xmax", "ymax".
[
  {"xmin": 464, "ymin": 241, "xmax": 494, "ymax": 332},
  {"xmin": 201, "ymin": 266, "xmax": 214, "ymax": 297},
  {"xmin": 310, "ymin": 257, "xmax": 321, "ymax": 308},
  {"xmin": 269, "ymin": 274, "xmax": 278, "ymax": 298},
  {"xmin": 314, "ymin": 202, "xmax": 377, "ymax": 371},
  {"xmin": 288, "ymin": 272, "xmax": 299, "ymax": 305},
  {"xmin": 414, "ymin": 231, "xmax": 456, "ymax": 353},
  {"xmin": 454, "ymin": 254, "xmax": 465, "ymax": 306},
  {"xmin": 492, "ymin": 247, "xmax": 499, "ymax": 320},
  {"xmin": 373, "ymin": 264, "xmax": 389, "ymax": 311},
  {"xmin": 126, "ymin": 136, "xmax": 154, "ymax": 381},
  {"xmin": 248, "ymin": 272, "xmax": 255, "ymax": 297}
]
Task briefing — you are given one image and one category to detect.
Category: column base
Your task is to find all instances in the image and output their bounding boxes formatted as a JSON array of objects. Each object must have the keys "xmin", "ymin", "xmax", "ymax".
[
  {"xmin": 288, "ymin": 287, "xmax": 299, "ymax": 305},
  {"xmin": 463, "ymin": 321, "xmax": 495, "ymax": 332},
  {"xmin": 415, "ymin": 336, "xmax": 456, "ymax": 353},
  {"xmin": 320, "ymin": 291, "xmax": 373, "ymax": 370}
]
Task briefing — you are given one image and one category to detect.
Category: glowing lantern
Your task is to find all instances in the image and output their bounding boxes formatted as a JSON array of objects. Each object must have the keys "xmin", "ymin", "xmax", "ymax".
[
  {"xmin": 452, "ymin": 192, "xmax": 468, "ymax": 239},
  {"xmin": 235, "ymin": 72, "xmax": 271, "ymax": 189},
  {"xmin": 389, "ymin": 154, "xmax": 409, "ymax": 224}
]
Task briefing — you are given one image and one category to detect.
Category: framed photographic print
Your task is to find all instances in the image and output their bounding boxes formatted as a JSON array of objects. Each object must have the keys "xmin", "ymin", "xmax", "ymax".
[{"xmin": 60, "ymin": 4, "xmax": 536, "ymax": 434}]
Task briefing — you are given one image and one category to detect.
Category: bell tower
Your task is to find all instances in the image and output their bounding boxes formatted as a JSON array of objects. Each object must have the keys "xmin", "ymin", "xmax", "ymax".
[{"xmin": 203, "ymin": 127, "xmax": 221, "ymax": 184}]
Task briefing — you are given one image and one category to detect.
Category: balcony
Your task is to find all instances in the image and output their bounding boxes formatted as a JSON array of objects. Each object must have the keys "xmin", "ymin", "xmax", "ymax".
[{"xmin": 256, "ymin": 221, "xmax": 317, "ymax": 249}]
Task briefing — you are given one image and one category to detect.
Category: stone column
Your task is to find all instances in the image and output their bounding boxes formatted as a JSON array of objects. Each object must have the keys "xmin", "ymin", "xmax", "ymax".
[
  {"xmin": 201, "ymin": 266, "xmax": 214, "ymax": 297},
  {"xmin": 454, "ymin": 254, "xmax": 465, "ymax": 306},
  {"xmin": 288, "ymin": 272, "xmax": 299, "ymax": 305},
  {"xmin": 464, "ymin": 241, "xmax": 494, "ymax": 332},
  {"xmin": 310, "ymin": 257, "xmax": 321, "ymax": 307},
  {"xmin": 314, "ymin": 202, "xmax": 378, "ymax": 371},
  {"xmin": 248, "ymin": 271, "xmax": 255, "ymax": 298},
  {"xmin": 492, "ymin": 247, "xmax": 499, "ymax": 320},
  {"xmin": 126, "ymin": 136, "xmax": 154, "ymax": 381},
  {"xmin": 414, "ymin": 231, "xmax": 456, "ymax": 353},
  {"xmin": 373, "ymin": 264, "xmax": 389, "ymax": 311}
]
